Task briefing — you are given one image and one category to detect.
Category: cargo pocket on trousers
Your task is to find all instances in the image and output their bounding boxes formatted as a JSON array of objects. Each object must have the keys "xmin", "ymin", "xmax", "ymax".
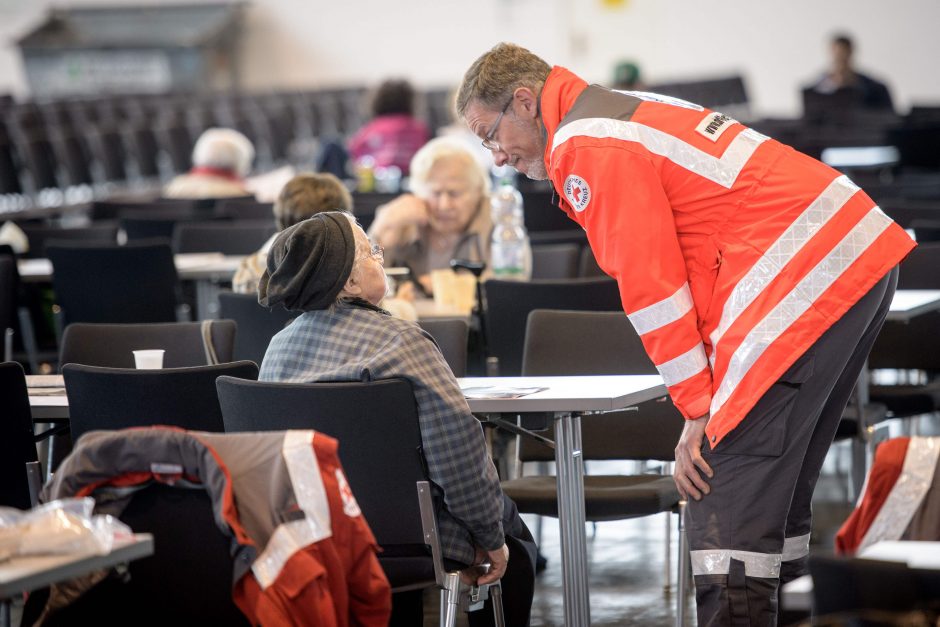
[{"xmin": 712, "ymin": 353, "xmax": 815, "ymax": 457}]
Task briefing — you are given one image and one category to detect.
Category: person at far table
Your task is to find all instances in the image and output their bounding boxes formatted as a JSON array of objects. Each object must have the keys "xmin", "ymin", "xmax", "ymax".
[
  {"xmin": 807, "ymin": 32, "xmax": 895, "ymax": 112},
  {"xmin": 368, "ymin": 137, "xmax": 493, "ymax": 296},
  {"xmin": 164, "ymin": 127, "xmax": 256, "ymax": 199},
  {"xmin": 256, "ymin": 212, "xmax": 536, "ymax": 626},
  {"xmin": 232, "ymin": 172, "xmax": 352, "ymax": 295},
  {"xmin": 348, "ymin": 78, "xmax": 429, "ymax": 177},
  {"xmin": 456, "ymin": 42, "xmax": 914, "ymax": 626}
]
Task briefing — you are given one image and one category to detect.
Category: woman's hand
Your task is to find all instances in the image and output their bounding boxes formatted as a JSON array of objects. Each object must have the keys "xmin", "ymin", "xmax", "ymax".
[
  {"xmin": 371, "ymin": 194, "xmax": 429, "ymax": 248},
  {"xmin": 673, "ymin": 414, "xmax": 714, "ymax": 501}
]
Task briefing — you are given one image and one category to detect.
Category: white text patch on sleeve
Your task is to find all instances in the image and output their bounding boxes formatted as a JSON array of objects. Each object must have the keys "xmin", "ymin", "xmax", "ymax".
[{"xmin": 695, "ymin": 112, "xmax": 737, "ymax": 142}]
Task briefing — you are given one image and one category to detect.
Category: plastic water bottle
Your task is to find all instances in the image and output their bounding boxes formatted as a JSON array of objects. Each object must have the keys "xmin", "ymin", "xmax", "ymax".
[{"xmin": 489, "ymin": 168, "xmax": 532, "ymax": 281}]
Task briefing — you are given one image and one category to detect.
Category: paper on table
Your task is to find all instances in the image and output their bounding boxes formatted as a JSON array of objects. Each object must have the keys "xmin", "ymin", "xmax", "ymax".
[{"xmin": 461, "ymin": 386, "xmax": 547, "ymax": 400}]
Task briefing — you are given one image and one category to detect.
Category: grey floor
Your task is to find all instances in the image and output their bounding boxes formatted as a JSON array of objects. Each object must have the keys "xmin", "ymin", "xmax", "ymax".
[{"xmin": 428, "ymin": 435, "xmax": 882, "ymax": 627}]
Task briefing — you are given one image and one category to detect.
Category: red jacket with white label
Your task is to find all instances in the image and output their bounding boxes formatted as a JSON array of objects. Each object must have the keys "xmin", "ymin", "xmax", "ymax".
[
  {"xmin": 542, "ymin": 66, "xmax": 915, "ymax": 446},
  {"xmin": 41, "ymin": 428, "xmax": 391, "ymax": 627}
]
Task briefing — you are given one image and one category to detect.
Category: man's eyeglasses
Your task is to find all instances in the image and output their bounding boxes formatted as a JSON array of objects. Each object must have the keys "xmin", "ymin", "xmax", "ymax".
[
  {"xmin": 481, "ymin": 98, "xmax": 513, "ymax": 152},
  {"xmin": 360, "ymin": 243, "xmax": 384, "ymax": 264}
]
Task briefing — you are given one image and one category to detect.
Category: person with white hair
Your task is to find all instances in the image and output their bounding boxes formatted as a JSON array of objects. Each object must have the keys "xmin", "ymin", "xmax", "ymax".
[
  {"xmin": 163, "ymin": 127, "xmax": 255, "ymax": 199},
  {"xmin": 368, "ymin": 136, "xmax": 492, "ymax": 295}
]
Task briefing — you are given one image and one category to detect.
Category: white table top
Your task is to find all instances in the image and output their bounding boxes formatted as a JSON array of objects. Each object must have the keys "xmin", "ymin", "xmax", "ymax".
[
  {"xmin": 887, "ymin": 289, "xmax": 940, "ymax": 321},
  {"xmin": 458, "ymin": 375, "xmax": 667, "ymax": 414},
  {"xmin": 19, "ymin": 254, "xmax": 409, "ymax": 283},
  {"xmin": 18, "ymin": 253, "xmax": 245, "ymax": 283},
  {"xmin": 0, "ymin": 533, "xmax": 154, "ymax": 599}
]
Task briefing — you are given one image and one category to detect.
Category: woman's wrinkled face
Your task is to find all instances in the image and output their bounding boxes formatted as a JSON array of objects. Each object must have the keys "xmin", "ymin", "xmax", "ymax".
[
  {"xmin": 420, "ymin": 157, "xmax": 483, "ymax": 237},
  {"xmin": 350, "ymin": 225, "xmax": 389, "ymax": 306}
]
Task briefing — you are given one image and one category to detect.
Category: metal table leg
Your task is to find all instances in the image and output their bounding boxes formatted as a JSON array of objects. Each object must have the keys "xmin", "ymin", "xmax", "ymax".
[{"xmin": 553, "ymin": 411, "xmax": 590, "ymax": 626}]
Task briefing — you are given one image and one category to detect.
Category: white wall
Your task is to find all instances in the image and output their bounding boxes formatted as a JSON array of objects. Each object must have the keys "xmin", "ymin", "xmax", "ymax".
[{"xmin": 1, "ymin": 0, "xmax": 937, "ymax": 117}]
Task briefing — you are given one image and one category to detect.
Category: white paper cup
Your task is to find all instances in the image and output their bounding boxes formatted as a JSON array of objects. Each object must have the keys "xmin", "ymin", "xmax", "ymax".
[{"xmin": 133, "ymin": 349, "xmax": 165, "ymax": 369}]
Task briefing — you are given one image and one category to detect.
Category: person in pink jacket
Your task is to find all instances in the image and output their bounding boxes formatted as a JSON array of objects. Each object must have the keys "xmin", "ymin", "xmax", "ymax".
[{"xmin": 348, "ymin": 79, "xmax": 429, "ymax": 177}]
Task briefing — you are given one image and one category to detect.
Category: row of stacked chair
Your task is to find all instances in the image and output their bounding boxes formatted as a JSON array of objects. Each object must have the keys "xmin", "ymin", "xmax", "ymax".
[{"xmin": 0, "ymin": 86, "xmax": 455, "ymax": 197}]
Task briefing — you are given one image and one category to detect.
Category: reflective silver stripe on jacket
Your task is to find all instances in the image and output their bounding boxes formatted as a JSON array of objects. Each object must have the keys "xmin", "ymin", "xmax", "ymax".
[
  {"xmin": 711, "ymin": 207, "xmax": 893, "ymax": 416},
  {"xmin": 551, "ymin": 117, "xmax": 769, "ymax": 189},
  {"xmin": 709, "ymin": 175, "xmax": 860, "ymax": 367},
  {"xmin": 656, "ymin": 342, "xmax": 708, "ymax": 387},
  {"xmin": 858, "ymin": 436, "xmax": 940, "ymax": 553},
  {"xmin": 628, "ymin": 283, "xmax": 694, "ymax": 335},
  {"xmin": 781, "ymin": 533, "xmax": 811, "ymax": 561},
  {"xmin": 690, "ymin": 548, "xmax": 782, "ymax": 578},
  {"xmin": 252, "ymin": 430, "xmax": 332, "ymax": 589}
]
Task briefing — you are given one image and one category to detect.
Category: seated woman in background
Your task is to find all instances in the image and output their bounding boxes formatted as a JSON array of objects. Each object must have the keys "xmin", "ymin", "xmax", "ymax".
[
  {"xmin": 257, "ymin": 212, "xmax": 536, "ymax": 626},
  {"xmin": 348, "ymin": 79, "xmax": 429, "ymax": 177},
  {"xmin": 232, "ymin": 172, "xmax": 352, "ymax": 295},
  {"xmin": 368, "ymin": 137, "xmax": 492, "ymax": 296},
  {"xmin": 164, "ymin": 128, "xmax": 256, "ymax": 199}
]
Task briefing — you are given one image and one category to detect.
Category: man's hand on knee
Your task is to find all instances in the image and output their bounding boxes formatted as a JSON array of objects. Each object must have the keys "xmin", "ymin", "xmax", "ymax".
[{"xmin": 674, "ymin": 414, "xmax": 714, "ymax": 501}]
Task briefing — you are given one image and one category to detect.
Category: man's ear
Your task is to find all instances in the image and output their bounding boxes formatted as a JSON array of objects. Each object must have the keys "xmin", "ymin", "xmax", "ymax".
[{"xmin": 514, "ymin": 87, "xmax": 540, "ymax": 119}]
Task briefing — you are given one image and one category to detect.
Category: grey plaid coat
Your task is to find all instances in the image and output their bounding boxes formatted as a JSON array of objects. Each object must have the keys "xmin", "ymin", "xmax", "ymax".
[{"xmin": 259, "ymin": 300, "xmax": 504, "ymax": 564}]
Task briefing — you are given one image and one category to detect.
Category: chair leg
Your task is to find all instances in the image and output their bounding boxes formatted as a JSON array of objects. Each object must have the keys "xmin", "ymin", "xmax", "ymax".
[
  {"xmin": 440, "ymin": 572, "xmax": 460, "ymax": 627},
  {"xmin": 17, "ymin": 307, "xmax": 41, "ymax": 374},
  {"xmin": 489, "ymin": 581, "xmax": 506, "ymax": 627},
  {"xmin": 676, "ymin": 500, "xmax": 689, "ymax": 627},
  {"xmin": 663, "ymin": 509, "xmax": 672, "ymax": 592}
]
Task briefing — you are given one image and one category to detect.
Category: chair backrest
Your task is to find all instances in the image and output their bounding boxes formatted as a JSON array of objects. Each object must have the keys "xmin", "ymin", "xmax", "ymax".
[
  {"xmin": 47, "ymin": 241, "xmax": 180, "ymax": 326},
  {"xmin": 89, "ymin": 198, "xmax": 195, "ymax": 221},
  {"xmin": 519, "ymin": 309, "xmax": 681, "ymax": 462},
  {"xmin": 215, "ymin": 198, "xmax": 274, "ymax": 221},
  {"xmin": 417, "ymin": 318, "xmax": 469, "ymax": 377},
  {"xmin": 530, "ymin": 243, "xmax": 581, "ymax": 280},
  {"xmin": 19, "ymin": 224, "xmax": 119, "ymax": 258},
  {"xmin": 897, "ymin": 241, "xmax": 940, "ymax": 289},
  {"xmin": 60, "ymin": 320, "xmax": 236, "ymax": 369},
  {"xmin": 63, "ymin": 360, "xmax": 259, "ymax": 443},
  {"xmin": 120, "ymin": 210, "xmax": 200, "ymax": 243},
  {"xmin": 23, "ymin": 483, "xmax": 250, "ymax": 626},
  {"xmin": 520, "ymin": 190, "xmax": 578, "ymax": 232},
  {"xmin": 216, "ymin": 377, "xmax": 428, "ymax": 547},
  {"xmin": 483, "ymin": 277, "xmax": 622, "ymax": 376},
  {"xmin": 172, "ymin": 221, "xmax": 277, "ymax": 255},
  {"xmin": 0, "ymin": 361, "xmax": 39, "ymax": 509},
  {"xmin": 218, "ymin": 291, "xmax": 297, "ymax": 366},
  {"xmin": 0, "ymin": 256, "xmax": 14, "ymax": 336},
  {"xmin": 578, "ymin": 246, "xmax": 606, "ymax": 278},
  {"xmin": 808, "ymin": 555, "xmax": 936, "ymax": 619},
  {"xmin": 869, "ymin": 244, "xmax": 940, "ymax": 372}
]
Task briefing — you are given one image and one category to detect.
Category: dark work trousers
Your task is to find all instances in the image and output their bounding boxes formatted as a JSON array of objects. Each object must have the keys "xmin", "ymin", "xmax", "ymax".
[
  {"xmin": 687, "ymin": 266, "xmax": 898, "ymax": 627},
  {"xmin": 389, "ymin": 494, "xmax": 537, "ymax": 627}
]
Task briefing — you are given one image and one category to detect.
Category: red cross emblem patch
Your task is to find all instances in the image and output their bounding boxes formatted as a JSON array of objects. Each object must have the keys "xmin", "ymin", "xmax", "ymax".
[{"xmin": 563, "ymin": 174, "xmax": 591, "ymax": 212}]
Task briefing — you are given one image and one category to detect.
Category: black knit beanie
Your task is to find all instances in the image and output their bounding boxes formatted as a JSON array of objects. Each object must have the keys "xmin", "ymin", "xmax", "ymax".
[{"xmin": 258, "ymin": 212, "xmax": 356, "ymax": 311}]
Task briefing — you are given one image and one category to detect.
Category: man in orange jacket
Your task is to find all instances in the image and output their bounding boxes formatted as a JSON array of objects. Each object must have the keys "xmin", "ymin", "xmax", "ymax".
[{"xmin": 457, "ymin": 43, "xmax": 915, "ymax": 625}]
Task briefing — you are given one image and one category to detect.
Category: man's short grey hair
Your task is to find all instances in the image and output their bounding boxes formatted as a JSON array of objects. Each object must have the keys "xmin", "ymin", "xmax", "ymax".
[
  {"xmin": 408, "ymin": 137, "xmax": 491, "ymax": 199},
  {"xmin": 455, "ymin": 42, "xmax": 552, "ymax": 119},
  {"xmin": 191, "ymin": 128, "xmax": 255, "ymax": 177}
]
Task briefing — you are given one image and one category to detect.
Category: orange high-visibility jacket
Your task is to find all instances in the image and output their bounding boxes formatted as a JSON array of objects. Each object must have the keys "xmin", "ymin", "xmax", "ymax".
[{"xmin": 541, "ymin": 66, "xmax": 915, "ymax": 447}]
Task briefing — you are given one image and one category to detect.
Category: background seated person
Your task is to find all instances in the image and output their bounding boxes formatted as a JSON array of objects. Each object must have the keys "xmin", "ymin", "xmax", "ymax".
[
  {"xmin": 348, "ymin": 79, "xmax": 429, "ymax": 177},
  {"xmin": 233, "ymin": 172, "xmax": 352, "ymax": 295},
  {"xmin": 809, "ymin": 32, "xmax": 894, "ymax": 112},
  {"xmin": 164, "ymin": 127, "xmax": 256, "ymax": 199},
  {"xmin": 368, "ymin": 137, "xmax": 492, "ymax": 296},
  {"xmin": 257, "ymin": 213, "xmax": 536, "ymax": 626}
]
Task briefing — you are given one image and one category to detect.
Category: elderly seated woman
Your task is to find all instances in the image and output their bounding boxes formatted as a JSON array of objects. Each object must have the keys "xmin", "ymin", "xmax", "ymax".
[
  {"xmin": 368, "ymin": 137, "xmax": 492, "ymax": 296},
  {"xmin": 163, "ymin": 127, "xmax": 255, "ymax": 200},
  {"xmin": 257, "ymin": 212, "xmax": 536, "ymax": 626},
  {"xmin": 232, "ymin": 172, "xmax": 352, "ymax": 295}
]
